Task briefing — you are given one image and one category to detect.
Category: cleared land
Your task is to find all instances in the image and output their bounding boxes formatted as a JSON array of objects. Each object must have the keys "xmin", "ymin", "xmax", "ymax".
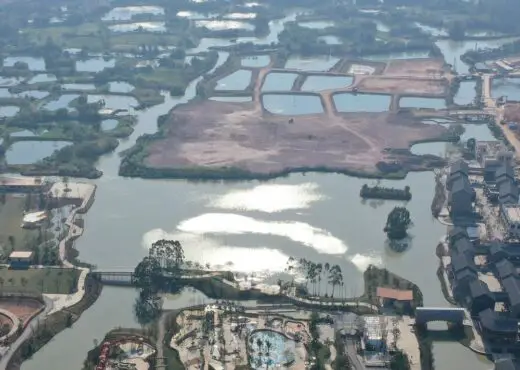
[
  {"xmin": 145, "ymin": 100, "xmax": 448, "ymax": 175},
  {"xmin": 383, "ymin": 58, "xmax": 448, "ymax": 78},
  {"xmin": 355, "ymin": 76, "xmax": 447, "ymax": 95},
  {"xmin": 0, "ymin": 267, "xmax": 80, "ymax": 294},
  {"xmin": 0, "ymin": 297, "xmax": 43, "ymax": 324}
]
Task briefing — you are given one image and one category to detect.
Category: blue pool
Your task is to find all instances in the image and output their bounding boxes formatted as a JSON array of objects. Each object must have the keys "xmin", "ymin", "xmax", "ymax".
[{"xmin": 248, "ymin": 330, "xmax": 295, "ymax": 369}]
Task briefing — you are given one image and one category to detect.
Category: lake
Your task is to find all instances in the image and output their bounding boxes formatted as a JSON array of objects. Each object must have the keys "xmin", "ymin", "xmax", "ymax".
[
  {"xmin": 102, "ymin": 6, "xmax": 165, "ymax": 21},
  {"xmin": 76, "ymin": 58, "xmax": 116, "ymax": 73},
  {"xmin": 101, "ymin": 119, "xmax": 119, "ymax": 131},
  {"xmin": 108, "ymin": 22, "xmax": 166, "ymax": 33},
  {"xmin": 0, "ymin": 106, "xmax": 20, "ymax": 117}
]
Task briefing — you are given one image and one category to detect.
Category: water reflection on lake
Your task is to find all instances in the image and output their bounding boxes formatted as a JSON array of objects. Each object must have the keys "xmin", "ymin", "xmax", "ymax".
[
  {"xmin": 101, "ymin": 119, "xmax": 118, "ymax": 131},
  {"xmin": 28, "ymin": 74, "xmax": 56, "ymax": 84},
  {"xmin": 109, "ymin": 81, "xmax": 135, "ymax": 93},
  {"xmin": 102, "ymin": 6, "xmax": 165, "ymax": 21},
  {"xmin": 6, "ymin": 141, "xmax": 70, "ymax": 164},
  {"xmin": 44, "ymin": 94, "xmax": 79, "ymax": 111},
  {"xmin": 0, "ymin": 106, "xmax": 20, "ymax": 117},
  {"xmin": 87, "ymin": 95, "xmax": 138, "ymax": 110}
]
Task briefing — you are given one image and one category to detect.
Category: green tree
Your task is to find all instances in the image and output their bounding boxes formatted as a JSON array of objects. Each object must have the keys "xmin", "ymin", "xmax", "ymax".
[
  {"xmin": 328, "ymin": 265, "xmax": 343, "ymax": 298},
  {"xmin": 384, "ymin": 207, "xmax": 412, "ymax": 240},
  {"xmin": 132, "ymin": 256, "xmax": 162, "ymax": 292}
]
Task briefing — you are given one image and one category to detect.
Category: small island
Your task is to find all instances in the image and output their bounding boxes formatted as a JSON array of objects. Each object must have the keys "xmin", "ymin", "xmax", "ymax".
[{"xmin": 360, "ymin": 184, "xmax": 412, "ymax": 201}]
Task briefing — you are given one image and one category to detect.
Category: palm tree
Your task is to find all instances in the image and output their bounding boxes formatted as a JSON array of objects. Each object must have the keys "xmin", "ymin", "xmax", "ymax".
[
  {"xmin": 0, "ymin": 277, "xmax": 4, "ymax": 289},
  {"xmin": 324, "ymin": 262, "xmax": 330, "ymax": 295},
  {"xmin": 266, "ymin": 340, "xmax": 271, "ymax": 355},
  {"xmin": 328, "ymin": 265, "xmax": 343, "ymax": 298},
  {"xmin": 315, "ymin": 263, "xmax": 323, "ymax": 296}
]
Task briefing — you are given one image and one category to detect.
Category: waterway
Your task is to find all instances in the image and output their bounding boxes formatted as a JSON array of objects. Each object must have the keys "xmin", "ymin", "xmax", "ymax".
[{"xmin": 21, "ymin": 12, "xmax": 496, "ymax": 370}]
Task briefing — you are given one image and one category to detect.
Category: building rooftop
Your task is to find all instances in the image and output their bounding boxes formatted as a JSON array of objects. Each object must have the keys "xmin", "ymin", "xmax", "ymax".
[
  {"xmin": 499, "ymin": 181, "xmax": 519, "ymax": 200},
  {"xmin": 9, "ymin": 251, "xmax": 33, "ymax": 259},
  {"xmin": 479, "ymin": 308, "xmax": 519, "ymax": 333},
  {"xmin": 0, "ymin": 176, "xmax": 45, "ymax": 187},
  {"xmin": 469, "ymin": 278, "xmax": 492, "ymax": 299},
  {"xmin": 502, "ymin": 276, "xmax": 520, "ymax": 307},
  {"xmin": 503, "ymin": 204, "xmax": 520, "ymax": 223},
  {"xmin": 496, "ymin": 259, "xmax": 518, "ymax": 280},
  {"xmin": 450, "ymin": 159, "xmax": 469, "ymax": 176},
  {"xmin": 451, "ymin": 251, "xmax": 477, "ymax": 273},
  {"xmin": 363, "ymin": 316, "xmax": 386, "ymax": 340},
  {"xmin": 376, "ymin": 287, "xmax": 413, "ymax": 301},
  {"xmin": 453, "ymin": 238, "xmax": 474, "ymax": 255},
  {"xmin": 496, "ymin": 163, "xmax": 515, "ymax": 181}
]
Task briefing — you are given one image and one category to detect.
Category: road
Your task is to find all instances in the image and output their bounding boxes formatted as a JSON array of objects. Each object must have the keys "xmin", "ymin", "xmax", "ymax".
[
  {"xmin": 481, "ymin": 73, "xmax": 520, "ymax": 154},
  {"xmin": 345, "ymin": 338, "xmax": 365, "ymax": 370},
  {"xmin": 0, "ymin": 296, "xmax": 53, "ymax": 370}
]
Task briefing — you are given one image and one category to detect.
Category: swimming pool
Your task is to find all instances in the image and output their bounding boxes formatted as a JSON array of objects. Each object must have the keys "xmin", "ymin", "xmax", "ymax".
[{"xmin": 248, "ymin": 330, "xmax": 296, "ymax": 369}]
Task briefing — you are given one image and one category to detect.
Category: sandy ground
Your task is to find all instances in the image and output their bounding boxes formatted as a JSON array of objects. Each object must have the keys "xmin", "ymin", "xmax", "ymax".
[
  {"xmin": 0, "ymin": 298, "xmax": 43, "ymax": 324},
  {"xmin": 504, "ymin": 103, "xmax": 520, "ymax": 122},
  {"xmin": 146, "ymin": 100, "xmax": 448, "ymax": 175},
  {"xmin": 355, "ymin": 76, "xmax": 447, "ymax": 95},
  {"xmin": 383, "ymin": 58, "xmax": 447, "ymax": 78}
]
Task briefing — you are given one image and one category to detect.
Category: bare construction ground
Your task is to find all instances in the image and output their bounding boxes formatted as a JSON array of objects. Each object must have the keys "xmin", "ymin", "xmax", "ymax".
[
  {"xmin": 145, "ymin": 100, "xmax": 448, "ymax": 175},
  {"xmin": 0, "ymin": 297, "xmax": 43, "ymax": 324},
  {"xmin": 383, "ymin": 58, "xmax": 448, "ymax": 78},
  {"xmin": 504, "ymin": 103, "xmax": 520, "ymax": 122},
  {"xmin": 355, "ymin": 76, "xmax": 447, "ymax": 95}
]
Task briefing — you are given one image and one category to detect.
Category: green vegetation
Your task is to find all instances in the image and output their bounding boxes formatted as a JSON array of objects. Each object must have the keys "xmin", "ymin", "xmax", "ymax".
[
  {"xmin": 360, "ymin": 184, "xmax": 411, "ymax": 201},
  {"xmin": 0, "ymin": 267, "xmax": 80, "ymax": 294},
  {"xmin": 384, "ymin": 207, "xmax": 412, "ymax": 240}
]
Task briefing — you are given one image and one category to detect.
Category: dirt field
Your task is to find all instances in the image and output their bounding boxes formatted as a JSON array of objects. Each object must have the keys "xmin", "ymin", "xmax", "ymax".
[
  {"xmin": 504, "ymin": 103, "xmax": 520, "ymax": 122},
  {"xmin": 145, "ymin": 100, "xmax": 448, "ymax": 175},
  {"xmin": 383, "ymin": 58, "xmax": 447, "ymax": 77},
  {"xmin": 0, "ymin": 297, "xmax": 43, "ymax": 324},
  {"xmin": 355, "ymin": 76, "xmax": 447, "ymax": 95}
]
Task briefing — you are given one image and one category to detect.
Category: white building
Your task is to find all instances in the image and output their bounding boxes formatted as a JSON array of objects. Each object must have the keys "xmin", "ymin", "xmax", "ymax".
[{"xmin": 501, "ymin": 204, "xmax": 520, "ymax": 239}]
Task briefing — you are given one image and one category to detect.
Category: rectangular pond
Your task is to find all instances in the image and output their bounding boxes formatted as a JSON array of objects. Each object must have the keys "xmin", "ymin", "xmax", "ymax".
[
  {"xmin": 44, "ymin": 94, "xmax": 79, "ymax": 111},
  {"xmin": 284, "ymin": 57, "xmax": 339, "ymax": 72},
  {"xmin": 262, "ymin": 94, "xmax": 323, "ymax": 115},
  {"xmin": 195, "ymin": 20, "xmax": 254, "ymax": 31},
  {"xmin": 6, "ymin": 141, "xmax": 70, "ymax": 165},
  {"xmin": 491, "ymin": 78, "xmax": 520, "ymax": 100},
  {"xmin": 102, "ymin": 6, "xmax": 165, "ymax": 21},
  {"xmin": 76, "ymin": 58, "xmax": 116, "ymax": 73},
  {"xmin": 28, "ymin": 74, "xmax": 56, "ymax": 84},
  {"xmin": 101, "ymin": 119, "xmax": 118, "ymax": 131},
  {"xmin": 209, "ymin": 96, "xmax": 252, "ymax": 102},
  {"xmin": 241, "ymin": 55, "xmax": 270, "ymax": 68},
  {"xmin": 454, "ymin": 81, "xmax": 477, "ymax": 105},
  {"xmin": 298, "ymin": 20, "xmax": 334, "ymax": 29},
  {"xmin": 108, "ymin": 22, "xmax": 166, "ymax": 33},
  {"xmin": 317, "ymin": 35, "xmax": 341, "ymax": 45},
  {"xmin": 109, "ymin": 81, "xmax": 135, "ymax": 93},
  {"xmin": 87, "ymin": 95, "xmax": 138, "ymax": 110},
  {"xmin": 301, "ymin": 76, "xmax": 353, "ymax": 92},
  {"xmin": 4, "ymin": 57, "xmax": 45, "ymax": 71},
  {"xmin": 215, "ymin": 70, "xmax": 252, "ymax": 91},
  {"xmin": 400, "ymin": 97, "xmax": 446, "ymax": 109},
  {"xmin": 333, "ymin": 93, "xmax": 391, "ymax": 112},
  {"xmin": 0, "ymin": 106, "xmax": 20, "ymax": 117},
  {"xmin": 262, "ymin": 73, "xmax": 298, "ymax": 91},
  {"xmin": 62, "ymin": 84, "xmax": 96, "ymax": 91}
]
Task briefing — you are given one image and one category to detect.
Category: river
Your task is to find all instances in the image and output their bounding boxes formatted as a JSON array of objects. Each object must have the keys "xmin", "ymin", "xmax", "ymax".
[{"xmin": 21, "ymin": 11, "xmax": 498, "ymax": 370}]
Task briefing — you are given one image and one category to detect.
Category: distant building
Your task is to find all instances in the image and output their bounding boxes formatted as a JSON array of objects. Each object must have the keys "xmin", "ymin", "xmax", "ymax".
[
  {"xmin": 499, "ymin": 182, "xmax": 519, "ymax": 205},
  {"xmin": 501, "ymin": 275, "xmax": 520, "ymax": 318},
  {"xmin": 0, "ymin": 176, "xmax": 46, "ymax": 193},
  {"xmin": 448, "ymin": 176, "xmax": 474, "ymax": 217},
  {"xmin": 478, "ymin": 309, "xmax": 519, "ymax": 346},
  {"xmin": 466, "ymin": 279, "xmax": 495, "ymax": 316},
  {"xmin": 474, "ymin": 62, "xmax": 493, "ymax": 73},
  {"xmin": 475, "ymin": 141, "xmax": 514, "ymax": 181},
  {"xmin": 376, "ymin": 287, "xmax": 413, "ymax": 311},
  {"xmin": 501, "ymin": 205, "xmax": 520, "ymax": 239},
  {"xmin": 496, "ymin": 259, "xmax": 518, "ymax": 281},
  {"xmin": 496, "ymin": 163, "xmax": 516, "ymax": 187},
  {"xmin": 8, "ymin": 251, "xmax": 33, "ymax": 269},
  {"xmin": 448, "ymin": 226, "xmax": 469, "ymax": 244}
]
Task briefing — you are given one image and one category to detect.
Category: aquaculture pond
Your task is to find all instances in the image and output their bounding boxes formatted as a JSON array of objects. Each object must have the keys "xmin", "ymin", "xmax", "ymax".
[
  {"xmin": 87, "ymin": 95, "xmax": 139, "ymax": 110},
  {"xmin": 399, "ymin": 97, "xmax": 446, "ymax": 109},
  {"xmin": 284, "ymin": 56, "xmax": 339, "ymax": 72},
  {"xmin": 109, "ymin": 82, "xmax": 135, "ymax": 93},
  {"xmin": 318, "ymin": 35, "xmax": 341, "ymax": 45},
  {"xmin": 101, "ymin": 119, "xmax": 118, "ymax": 131},
  {"xmin": 6, "ymin": 141, "xmax": 70, "ymax": 165},
  {"xmin": 454, "ymin": 81, "xmax": 477, "ymax": 105},
  {"xmin": 491, "ymin": 78, "xmax": 520, "ymax": 100},
  {"xmin": 11, "ymin": 130, "xmax": 36, "ymax": 137},
  {"xmin": 215, "ymin": 70, "xmax": 252, "ymax": 91},
  {"xmin": 101, "ymin": 6, "xmax": 165, "ymax": 21},
  {"xmin": 262, "ymin": 73, "xmax": 298, "ymax": 91},
  {"xmin": 0, "ymin": 89, "xmax": 11, "ymax": 98},
  {"xmin": 16, "ymin": 91, "xmax": 49, "ymax": 100},
  {"xmin": 248, "ymin": 330, "xmax": 296, "ymax": 369},
  {"xmin": 241, "ymin": 55, "xmax": 270, "ymax": 68},
  {"xmin": 3, "ymin": 57, "xmax": 45, "ymax": 71},
  {"xmin": 0, "ymin": 106, "xmax": 20, "ymax": 117},
  {"xmin": 76, "ymin": 58, "xmax": 116, "ymax": 73},
  {"xmin": 28, "ymin": 74, "xmax": 56, "ymax": 84},
  {"xmin": 298, "ymin": 20, "xmax": 334, "ymax": 29},
  {"xmin": 262, "ymin": 94, "xmax": 323, "ymax": 115},
  {"xmin": 44, "ymin": 95, "xmax": 79, "ymax": 111},
  {"xmin": 62, "ymin": 84, "xmax": 96, "ymax": 91},
  {"xmin": 176, "ymin": 11, "xmax": 218, "ymax": 19},
  {"xmin": 195, "ymin": 20, "xmax": 254, "ymax": 30},
  {"xmin": 209, "ymin": 96, "xmax": 252, "ymax": 102},
  {"xmin": 108, "ymin": 22, "xmax": 166, "ymax": 33},
  {"xmin": 333, "ymin": 93, "xmax": 391, "ymax": 112},
  {"xmin": 301, "ymin": 76, "xmax": 353, "ymax": 92}
]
